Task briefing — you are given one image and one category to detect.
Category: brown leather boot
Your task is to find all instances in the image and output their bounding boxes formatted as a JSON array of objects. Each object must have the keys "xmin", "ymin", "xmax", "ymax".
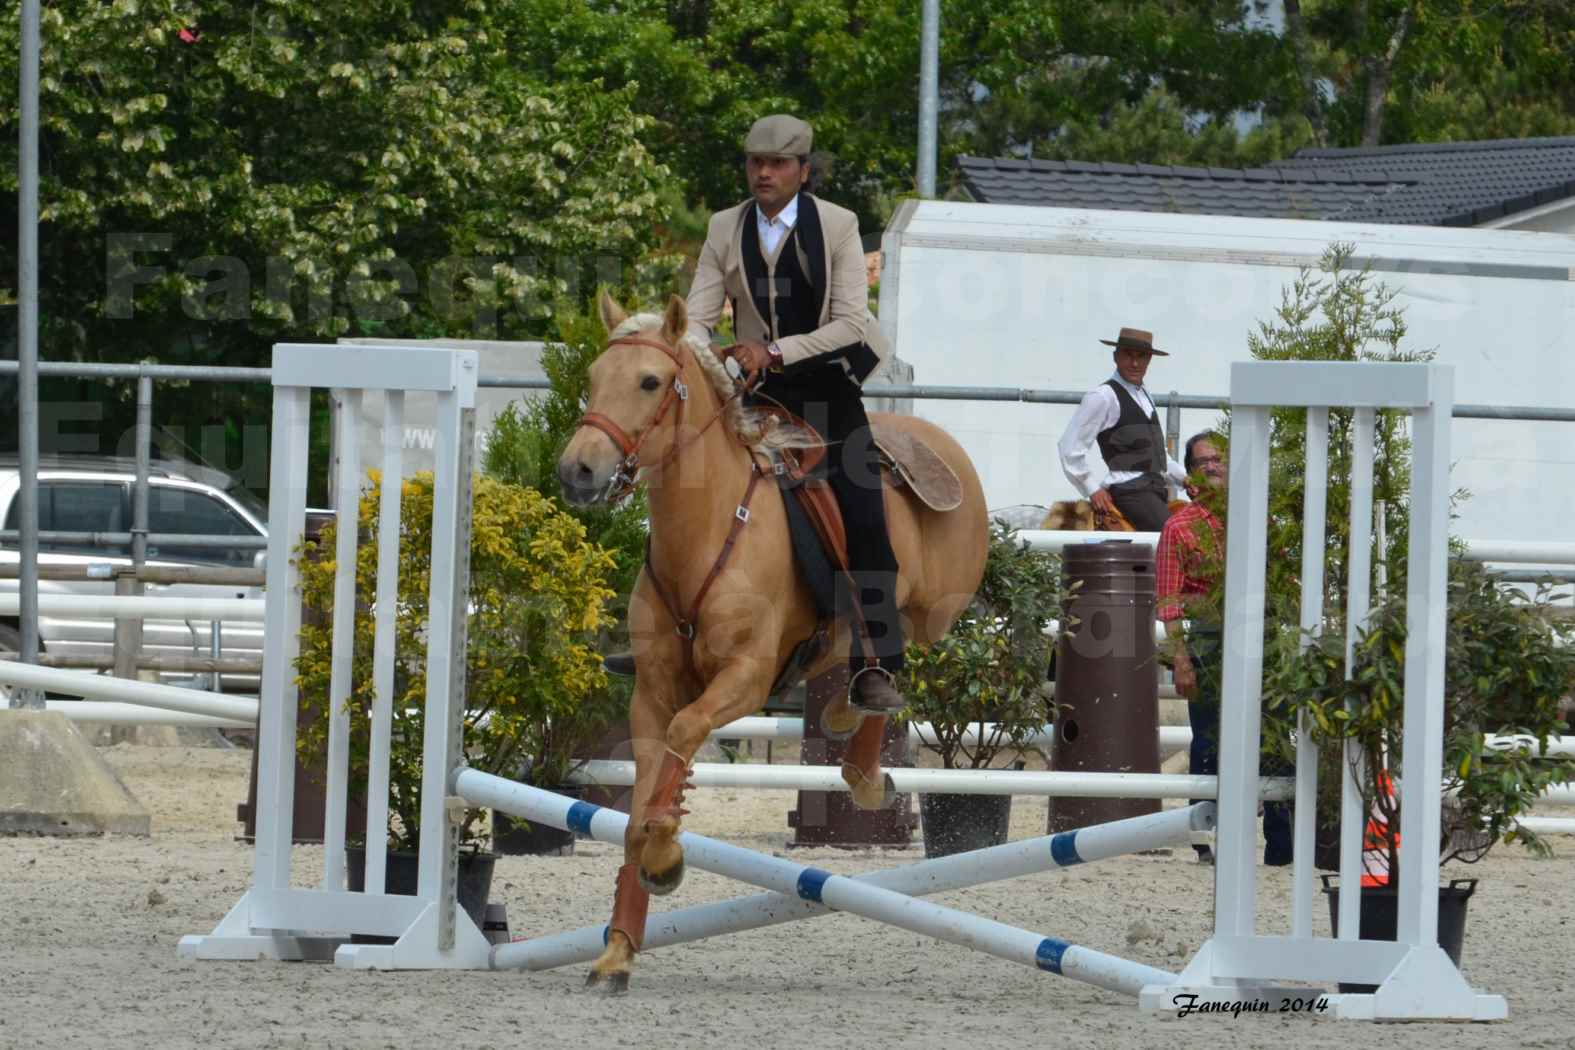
[{"xmin": 850, "ymin": 667, "xmax": 905, "ymax": 714}]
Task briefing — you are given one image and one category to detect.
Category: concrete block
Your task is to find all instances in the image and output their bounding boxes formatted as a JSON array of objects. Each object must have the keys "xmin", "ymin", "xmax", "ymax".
[{"xmin": 0, "ymin": 710, "xmax": 151, "ymax": 836}]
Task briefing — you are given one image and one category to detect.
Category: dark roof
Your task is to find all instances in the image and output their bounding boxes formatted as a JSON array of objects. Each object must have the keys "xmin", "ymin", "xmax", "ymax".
[
  {"xmin": 957, "ymin": 137, "xmax": 1575, "ymax": 226},
  {"xmin": 1281, "ymin": 137, "xmax": 1575, "ymax": 225}
]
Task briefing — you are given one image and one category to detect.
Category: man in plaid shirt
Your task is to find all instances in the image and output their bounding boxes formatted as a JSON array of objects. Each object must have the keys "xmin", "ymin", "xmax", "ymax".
[{"xmin": 1156, "ymin": 431, "xmax": 1292, "ymax": 866}]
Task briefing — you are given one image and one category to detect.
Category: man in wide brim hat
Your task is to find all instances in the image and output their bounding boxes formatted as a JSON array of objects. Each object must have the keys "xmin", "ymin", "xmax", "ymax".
[
  {"xmin": 1057, "ymin": 326, "xmax": 1186, "ymax": 531},
  {"xmin": 1099, "ymin": 327, "xmax": 1169, "ymax": 355}
]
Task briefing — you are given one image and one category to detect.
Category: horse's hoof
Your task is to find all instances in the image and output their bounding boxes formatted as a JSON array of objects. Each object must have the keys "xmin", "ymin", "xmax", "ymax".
[
  {"xmin": 585, "ymin": 969, "xmax": 630, "ymax": 995},
  {"xmin": 820, "ymin": 700, "xmax": 863, "ymax": 741},
  {"xmin": 638, "ymin": 858, "xmax": 685, "ymax": 896},
  {"xmin": 843, "ymin": 766, "xmax": 899, "ymax": 811}
]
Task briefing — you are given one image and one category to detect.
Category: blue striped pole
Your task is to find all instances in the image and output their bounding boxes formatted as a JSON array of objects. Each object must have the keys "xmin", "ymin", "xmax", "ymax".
[
  {"xmin": 457, "ymin": 770, "xmax": 1187, "ymax": 997},
  {"xmin": 493, "ymin": 801, "xmax": 1213, "ymax": 973}
]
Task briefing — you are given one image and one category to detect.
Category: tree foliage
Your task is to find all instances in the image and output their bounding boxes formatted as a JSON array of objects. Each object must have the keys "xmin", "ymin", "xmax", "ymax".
[
  {"xmin": 6, "ymin": 0, "xmax": 1575, "ymax": 466},
  {"xmin": 0, "ymin": 0, "xmax": 675, "ymax": 471}
]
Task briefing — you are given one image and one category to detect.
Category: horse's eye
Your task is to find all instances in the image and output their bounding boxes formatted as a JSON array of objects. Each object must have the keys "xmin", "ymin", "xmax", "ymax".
[{"xmin": 640, "ymin": 376, "xmax": 661, "ymax": 392}]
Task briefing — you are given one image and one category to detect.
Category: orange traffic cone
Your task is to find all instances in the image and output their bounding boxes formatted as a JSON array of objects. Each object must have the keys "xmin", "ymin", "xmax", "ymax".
[{"xmin": 1361, "ymin": 770, "xmax": 1399, "ymax": 887}]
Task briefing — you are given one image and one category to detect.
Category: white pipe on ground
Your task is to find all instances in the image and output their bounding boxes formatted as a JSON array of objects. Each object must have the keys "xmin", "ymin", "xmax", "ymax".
[
  {"xmin": 0, "ymin": 660, "xmax": 258, "ymax": 722},
  {"xmin": 0, "ymin": 593, "xmax": 266, "ymax": 620},
  {"xmin": 43, "ymin": 700, "xmax": 252, "ymax": 728}
]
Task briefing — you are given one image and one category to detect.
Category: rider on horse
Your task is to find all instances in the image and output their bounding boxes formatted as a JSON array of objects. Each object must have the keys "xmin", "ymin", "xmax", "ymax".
[{"xmin": 609, "ymin": 113, "xmax": 906, "ymax": 715}]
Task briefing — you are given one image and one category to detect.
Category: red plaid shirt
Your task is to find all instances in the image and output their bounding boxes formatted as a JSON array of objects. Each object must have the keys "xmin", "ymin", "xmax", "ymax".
[{"xmin": 1155, "ymin": 502, "xmax": 1223, "ymax": 622}]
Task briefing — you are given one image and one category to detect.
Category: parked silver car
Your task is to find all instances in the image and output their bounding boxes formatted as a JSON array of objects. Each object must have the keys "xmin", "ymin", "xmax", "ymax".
[{"xmin": 0, "ymin": 455, "xmax": 270, "ymax": 695}]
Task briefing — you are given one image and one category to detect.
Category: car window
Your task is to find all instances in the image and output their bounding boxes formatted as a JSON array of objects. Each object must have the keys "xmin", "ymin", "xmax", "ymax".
[
  {"xmin": 147, "ymin": 487, "xmax": 261, "ymax": 565},
  {"xmin": 2, "ymin": 481, "xmax": 130, "ymax": 557}
]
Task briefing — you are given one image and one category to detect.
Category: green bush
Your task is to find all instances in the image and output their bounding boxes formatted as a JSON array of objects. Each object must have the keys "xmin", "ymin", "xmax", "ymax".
[
  {"xmin": 1264, "ymin": 560, "xmax": 1575, "ymax": 872},
  {"xmin": 897, "ymin": 521, "xmax": 1060, "ymax": 770},
  {"xmin": 296, "ymin": 472, "xmax": 619, "ymax": 850}
]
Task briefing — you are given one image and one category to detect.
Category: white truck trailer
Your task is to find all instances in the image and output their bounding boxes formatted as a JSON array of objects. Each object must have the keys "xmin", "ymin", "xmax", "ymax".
[{"xmin": 876, "ymin": 200, "xmax": 1574, "ymax": 548}]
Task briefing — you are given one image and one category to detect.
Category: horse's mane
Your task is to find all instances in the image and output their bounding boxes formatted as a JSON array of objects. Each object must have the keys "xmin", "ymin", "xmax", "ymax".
[{"xmin": 611, "ymin": 314, "xmax": 824, "ymax": 457}]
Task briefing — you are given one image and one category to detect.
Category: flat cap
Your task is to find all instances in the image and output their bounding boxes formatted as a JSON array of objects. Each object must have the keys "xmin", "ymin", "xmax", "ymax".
[{"xmin": 744, "ymin": 114, "xmax": 813, "ymax": 157}]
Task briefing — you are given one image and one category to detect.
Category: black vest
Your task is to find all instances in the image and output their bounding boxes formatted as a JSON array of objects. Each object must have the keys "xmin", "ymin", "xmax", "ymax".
[
  {"xmin": 740, "ymin": 200, "xmax": 827, "ymax": 341},
  {"xmin": 1095, "ymin": 380, "xmax": 1166, "ymax": 475},
  {"xmin": 737, "ymin": 195, "xmax": 881, "ymax": 384}
]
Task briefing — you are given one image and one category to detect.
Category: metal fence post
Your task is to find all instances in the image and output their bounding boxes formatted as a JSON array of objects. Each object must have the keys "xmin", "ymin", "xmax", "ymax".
[{"xmin": 1165, "ymin": 390, "xmax": 1182, "ymax": 458}]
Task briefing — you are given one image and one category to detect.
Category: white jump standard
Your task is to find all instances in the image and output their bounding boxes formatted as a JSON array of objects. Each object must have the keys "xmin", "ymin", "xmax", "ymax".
[{"xmin": 1141, "ymin": 362, "xmax": 1507, "ymax": 1021}]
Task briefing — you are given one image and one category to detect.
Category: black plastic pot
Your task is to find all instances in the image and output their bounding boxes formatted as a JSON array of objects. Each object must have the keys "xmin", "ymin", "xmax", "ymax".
[
  {"xmin": 919, "ymin": 793, "xmax": 1012, "ymax": 858},
  {"xmin": 346, "ymin": 846, "xmax": 497, "ymax": 944},
  {"xmin": 492, "ymin": 797, "xmax": 578, "ymax": 856},
  {"xmin": 1321, "ymin": 875, "xmax": 1477, "ymax": 993}
]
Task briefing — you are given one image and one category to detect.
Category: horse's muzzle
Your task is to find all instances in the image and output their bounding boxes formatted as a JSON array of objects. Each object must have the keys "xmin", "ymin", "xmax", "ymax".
[{"xmin": 557, "ymin": 457, "xmax": 607, "ymax": 506}]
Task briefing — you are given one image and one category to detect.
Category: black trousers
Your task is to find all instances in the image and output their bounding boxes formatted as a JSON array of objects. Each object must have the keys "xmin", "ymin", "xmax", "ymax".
[
  {"xmin": 1108, "ymin": 474, "xmax": 1172, "ymax": 531},
  {"xmin": 1186, "ymin": 629, "xmax": 1294, "ymax": 866},
  {"xmin": 752, "ymin": 366, "xmax": 904, "ymax": 673}
]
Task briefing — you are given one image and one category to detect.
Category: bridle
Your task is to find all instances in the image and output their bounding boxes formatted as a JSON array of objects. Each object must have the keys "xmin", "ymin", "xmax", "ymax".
[
  {"xmin": 573, "ymin": 331, "xmax": 766, "ymax": 680},
  {"xmin": 576, "ymin": 334, "xmax": 742, "ymax": 503}
]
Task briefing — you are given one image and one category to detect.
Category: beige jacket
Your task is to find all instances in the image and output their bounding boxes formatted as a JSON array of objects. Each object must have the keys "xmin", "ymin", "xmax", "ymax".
[{"xmin": 686, "ymin": 194, "xmax": 890, "ymax": 379}]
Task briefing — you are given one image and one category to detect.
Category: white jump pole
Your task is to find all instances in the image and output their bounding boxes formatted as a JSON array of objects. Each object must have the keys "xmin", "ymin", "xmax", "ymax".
[
  {"xmin": 0, "ymin": 660, "xmax": 259, "ymax": 722},
  {"xmin": 710, "ymin": 717, "xmax": 1191, "ymax": 754},
  {"xmin": 0, "ymin": 593, "xmax": 265, "ymax": 619},
  {"xmin": 709, "ymin": 718, "xmax": 1575, "ymax": 759},
  {"xmin": 493, "ymin": 801, "xmax": 1216, "ymax": 972},
  {"xmin": 43, "ymin": 700, "xmax": 251, "ymax": 728},
  {"xmin": 459, "ymin": 772, "xmax": 1180, "ymax": 996},
  {"xmin": 566, "ymin": 760, "xmax": 1296, "ymax": 801}
]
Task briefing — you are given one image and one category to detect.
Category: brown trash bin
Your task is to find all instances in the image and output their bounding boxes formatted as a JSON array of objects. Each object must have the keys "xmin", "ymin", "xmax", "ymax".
[
  {"xmin": 788, "ymin": 666, "xmax": 917, "ymax": 848},
  {"xmin": 1048, "ymin": 540, "xmax": 1161, "ymax": 833}
]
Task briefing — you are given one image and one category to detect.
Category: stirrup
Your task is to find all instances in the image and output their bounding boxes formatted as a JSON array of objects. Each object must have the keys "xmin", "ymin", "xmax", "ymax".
[{"xmin": 849, "ymin": 665, "xmax": 905, "ymax": 715}]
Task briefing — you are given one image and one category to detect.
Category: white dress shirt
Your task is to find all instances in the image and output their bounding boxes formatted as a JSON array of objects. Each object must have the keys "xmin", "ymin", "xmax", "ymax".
[
  {"xmin": 1058, "ymin": 373, "xmax": 1188, "ymax": 498},
  {"xmin": 756, "ymin": 194, "xmax": 799, "ymax": 257}
]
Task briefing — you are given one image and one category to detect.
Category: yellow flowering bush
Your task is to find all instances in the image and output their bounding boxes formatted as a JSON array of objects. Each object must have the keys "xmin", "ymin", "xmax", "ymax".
[{"xmin": 296, "ymin": 471, "xmax": 619, "ymax": 850}]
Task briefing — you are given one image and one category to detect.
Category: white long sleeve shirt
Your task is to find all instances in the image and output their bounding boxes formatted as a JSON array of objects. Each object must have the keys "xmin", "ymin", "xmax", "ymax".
[
  {"xmin": 1058, "ymin": 373, "xmax": 1188, "ymax": 498},
  {"xmin": 756, "ymin": 194, "xmax": 799, "ymax": 257}
]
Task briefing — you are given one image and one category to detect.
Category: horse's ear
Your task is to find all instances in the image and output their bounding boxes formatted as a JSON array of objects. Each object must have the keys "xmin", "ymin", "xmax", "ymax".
[
  {"xmin": 660, "ymin": 294, "xmax": 688, "ymax": 347},
  {"xmin": 598, "ymin": 288, "xmax": 627, "ymax": 335}
]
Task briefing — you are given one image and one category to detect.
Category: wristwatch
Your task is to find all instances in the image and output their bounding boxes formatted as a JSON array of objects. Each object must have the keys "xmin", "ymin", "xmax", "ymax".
[{"xmin": 766, "ymin": 341, "xmax": 784, "ymax": 371}]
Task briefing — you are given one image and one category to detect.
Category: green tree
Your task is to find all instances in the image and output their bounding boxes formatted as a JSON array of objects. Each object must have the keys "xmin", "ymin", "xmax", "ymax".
[
  {"xmin": 0, "ymin": 0, "xmax": 674, "ymax": 469},
  {"xmin": 1244, "ymin": 244, "xmax": 1431, "ymax": 624},
  {"xmin": 1293, "ymin": 0, "xmax": 1575, "ymax": 147}
]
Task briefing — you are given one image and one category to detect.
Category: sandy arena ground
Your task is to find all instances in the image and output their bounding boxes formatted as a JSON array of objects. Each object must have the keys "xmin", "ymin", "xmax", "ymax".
[{"xmin": 4, "ymin": 739, "xmax": 1575, "ymax": 1050}]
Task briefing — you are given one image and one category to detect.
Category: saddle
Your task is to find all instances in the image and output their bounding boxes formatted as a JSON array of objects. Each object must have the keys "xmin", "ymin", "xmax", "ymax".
[
  {"xmin": 763, "ymin": 414, "xmax": 965, "ymax": 696},
  {"xmin": 1042, "ymin": 498, "xmax": 1189, "ymax": 532}
]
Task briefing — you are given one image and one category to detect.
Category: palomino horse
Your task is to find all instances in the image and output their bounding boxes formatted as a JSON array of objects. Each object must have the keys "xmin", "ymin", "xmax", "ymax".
[{"xmin": 556, "ymin": 293, "xmax": 988, "ymax": 991}]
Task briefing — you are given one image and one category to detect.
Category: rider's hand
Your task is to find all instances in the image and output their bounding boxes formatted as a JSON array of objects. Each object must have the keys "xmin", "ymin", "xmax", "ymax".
[
  {"xmin": 1090, "ymin": 487, "xmax": 1118, "ymax": 518},
  {"xmin": 727, "ymin": 341, "xmax": 772, "ymax": 378}
]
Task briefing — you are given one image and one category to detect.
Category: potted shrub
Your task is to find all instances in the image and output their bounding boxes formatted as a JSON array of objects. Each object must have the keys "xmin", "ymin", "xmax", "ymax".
[
  {"xmin": 896, "ymin": 520, "xmax": 1060, "ymax": 857},
  {"xmin": 296, "ymin": 470, "xmax": 621, "ymax": 923},
  {"xmin": 1263, "ymin": 560, "xmax": 1575, "ymax": 986}
]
